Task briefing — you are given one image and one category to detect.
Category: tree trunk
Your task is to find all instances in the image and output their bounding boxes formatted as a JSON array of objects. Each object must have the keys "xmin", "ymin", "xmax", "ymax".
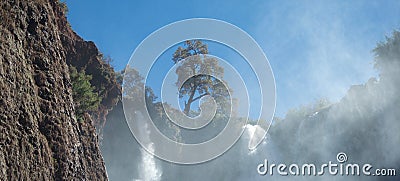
[{"xmin": 184, "ymin": 85, "xmax": 197, "ymax": 116}]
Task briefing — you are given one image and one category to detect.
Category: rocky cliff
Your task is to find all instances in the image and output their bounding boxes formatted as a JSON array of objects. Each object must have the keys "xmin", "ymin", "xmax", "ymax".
[{"xmin": 0, "ymin": 0, "xmax": 119, "ymax": 180}]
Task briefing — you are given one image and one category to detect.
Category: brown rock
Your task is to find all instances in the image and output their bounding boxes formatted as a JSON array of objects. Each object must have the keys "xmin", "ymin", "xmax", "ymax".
[{"xmin": 0, "ymin": 0, "xmax": 115, "ymax": 180}]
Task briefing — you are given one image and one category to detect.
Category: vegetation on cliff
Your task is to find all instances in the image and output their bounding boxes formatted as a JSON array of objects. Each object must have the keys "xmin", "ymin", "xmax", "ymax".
[{"xmin": 69, "ymin": 66, "xmax": 101, "ymax": 121}]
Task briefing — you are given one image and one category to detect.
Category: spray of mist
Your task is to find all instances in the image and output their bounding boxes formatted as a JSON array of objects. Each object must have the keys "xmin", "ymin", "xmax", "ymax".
[{"xmin": 101, "ymin": 31, "xmax": 400, "ymax": 181}]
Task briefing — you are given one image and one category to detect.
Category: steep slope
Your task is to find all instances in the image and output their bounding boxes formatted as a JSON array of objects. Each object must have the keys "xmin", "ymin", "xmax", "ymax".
[{"xmin": 0, "ymin": 0, "xmax": 118, "ymax": 180}]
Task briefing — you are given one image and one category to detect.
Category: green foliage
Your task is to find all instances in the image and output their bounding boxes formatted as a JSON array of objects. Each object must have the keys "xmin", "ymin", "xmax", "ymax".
[
  {"xmin": 122, "ymin": 66, "xmax": 144, "ymax": 100},
  {"xmin": 172, "ymin": 40, "xmax": 229, "ymax": 116},
  {"xmin": 173, "ymin": 40, "xmax": 208, "ymax": 63},
  {"xmin": 69, "ymin": 66, "xmax": 101, "ymax": 120},
  {"xmin": 57, "ymin": 1, "xmax": 69, "ymax": 15},
  {"xmin": 373, "ymin": 30, "xmax": 400, "ymax": 78}
]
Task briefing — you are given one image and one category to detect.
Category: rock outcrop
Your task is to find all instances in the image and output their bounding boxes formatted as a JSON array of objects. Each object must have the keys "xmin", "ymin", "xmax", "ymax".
[{"xmin": 0, "ymin": 0, "xmax": 118, "ymax": 180}]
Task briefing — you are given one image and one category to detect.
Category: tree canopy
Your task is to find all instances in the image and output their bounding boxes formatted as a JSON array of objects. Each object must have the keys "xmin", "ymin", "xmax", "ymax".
[
  {"xmin": 373, "ymin": 30, "xmax": 400, "ymax": 80},
  {"xmin": 172, "ymin": 40, "xmax": 229, "ymax": 116}
]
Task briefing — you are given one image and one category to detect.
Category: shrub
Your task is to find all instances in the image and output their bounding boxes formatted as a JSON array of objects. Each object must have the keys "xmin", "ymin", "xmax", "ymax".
[
  {"xmin": 57, "ymin": 1, "xmax": 69, "ymax": 15},
  {"xmin": 69, "ymin": 66, "xmax": 101, "ymax": 121}
]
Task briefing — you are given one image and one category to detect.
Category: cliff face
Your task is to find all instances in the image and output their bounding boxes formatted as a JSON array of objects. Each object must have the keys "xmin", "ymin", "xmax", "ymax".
[{"xmin": 0, "ymin": 0, "xmax": 117, "ymax": 180}]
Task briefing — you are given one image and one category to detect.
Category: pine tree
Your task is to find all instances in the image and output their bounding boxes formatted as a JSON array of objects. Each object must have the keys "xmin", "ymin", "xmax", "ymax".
[{"xmin": 69, "ymin": 66, "xmax": 101, "ymax": 120}]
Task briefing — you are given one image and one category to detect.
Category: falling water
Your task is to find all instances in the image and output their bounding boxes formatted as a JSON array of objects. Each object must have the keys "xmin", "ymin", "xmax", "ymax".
[
  {"xmin": 138, "ymin": 139, "xmax": 162, "ymax": 181},
  {"xmin": 134, "ymin": 113, "xmax": 162, "ymax": 181}
]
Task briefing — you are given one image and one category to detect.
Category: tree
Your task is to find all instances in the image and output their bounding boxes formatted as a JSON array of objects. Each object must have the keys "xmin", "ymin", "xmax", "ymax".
[
  {"xmin": 373, "ymin": 30, "xmax": 400, "ymax": 80},
  {"xmin": 122, "ymin": 66, "xmax": 145, "ymax": 101},
  {"xmin": 69, "ymin": 66, "xmax": 101, "ymax": 120},
  {"xmin": 122, "ymin": 66, "xmax": 159, "ymax": 111},
  {"xmin": 172, "ymin": 40, "xmax": 229, "ymax": 116}
]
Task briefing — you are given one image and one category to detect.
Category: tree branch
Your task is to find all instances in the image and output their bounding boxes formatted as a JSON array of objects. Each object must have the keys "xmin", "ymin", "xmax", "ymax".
[{"xmin": 192, "ymin": 92, "xmax": 209, "ymax": 102}]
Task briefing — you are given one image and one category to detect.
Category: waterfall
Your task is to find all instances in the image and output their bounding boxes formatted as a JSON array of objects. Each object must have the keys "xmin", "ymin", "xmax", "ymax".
[
  {"xmin": 134, "ymin": 113, "xmax": 162, "ymax": 181},
  {"xmin": 138, "ymin": 141, "xmax": 161, "ymax": 181}
]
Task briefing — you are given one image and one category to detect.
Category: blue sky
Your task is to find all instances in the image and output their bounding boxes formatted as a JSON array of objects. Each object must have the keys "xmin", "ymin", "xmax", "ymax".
[{"xmin": 66, "ymin": 0, "xmax": 400, "ymax": 117}]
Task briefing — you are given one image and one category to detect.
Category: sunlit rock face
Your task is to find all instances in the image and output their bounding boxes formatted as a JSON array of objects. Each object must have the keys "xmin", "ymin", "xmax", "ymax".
[{"xmin": 0, "ymin": 1, "xmax": 114, "ymax": 180}]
